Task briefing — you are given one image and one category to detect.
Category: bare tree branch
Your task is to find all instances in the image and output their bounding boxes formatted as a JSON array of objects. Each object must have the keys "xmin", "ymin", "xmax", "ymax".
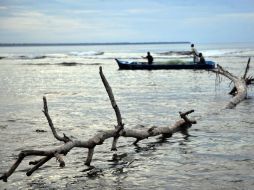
[
  {"xmin": 243, "ymin": 57, "xmax": 251, "ymax": 79},
  {"xmin": 211, "ymin": 64, "xmax": 238, "ymax": 82},
  {"xmin": 211, "ymin": 59, "xmax": 254, "ymax": 108},
  {"xmin": 27, "ymin": 156, "xmax": 53, "ymax": 176},
  {"xmin": 42, "ymin": 96, "xmax": 70, "ymax": 143},
  {"xmin": 0, "ymin": 104, "xmax": 196, "ymax": 181},
  {"xmin": 0, "ymin": 67, "xmax": 197, "ymax": 182},
  {"xmin": 99, "ymin": 66, "xmax": 124, "ymax": 151}
]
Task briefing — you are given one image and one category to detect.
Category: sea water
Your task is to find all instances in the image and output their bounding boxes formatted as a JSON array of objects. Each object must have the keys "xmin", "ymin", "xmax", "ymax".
[{"xmin": 0, "ymin": 43, "xmax": 254, "ymax": 189}]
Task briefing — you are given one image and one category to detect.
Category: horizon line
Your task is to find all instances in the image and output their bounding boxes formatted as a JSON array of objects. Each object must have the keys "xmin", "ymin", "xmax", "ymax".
[{"xmin": 0, "ymin": 41, "xmax": 191, "ymax": 47}]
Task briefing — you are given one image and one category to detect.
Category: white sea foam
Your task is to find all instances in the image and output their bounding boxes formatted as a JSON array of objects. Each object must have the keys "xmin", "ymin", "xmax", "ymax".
[
  {"xmin": 0, "ymin": 43, "xmax": 253, "ymax": 62},
  {"xmin": 68, "ymin": 51, "xmax": 104, "ymax": 56}
]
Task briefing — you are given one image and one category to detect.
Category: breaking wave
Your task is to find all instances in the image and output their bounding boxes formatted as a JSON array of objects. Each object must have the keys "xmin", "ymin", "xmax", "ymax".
[
  {"xmin": 157, "ymin": 51, "xmax": 192, "ymax": 56},
  {"xmin": 22, "ymin": 62, "xmax": 103, "ymax": 66},
  {"xmin": 158, "ymin": 49, "xmax": 254, "ymax": 58},
  {"xmin": 57, "ymin": 62, "xmax": 81, "ymax": 66},
  {"xmin": 57, "ymin": 62, "xmax": 103, "ymax": 66},
  {"xmin": 1, "ymin": 51, "xmax": 104, "ymax": 60},
  {"xmin": 68, "ymin": 51, "xmax": 104, "ymax": 56}
]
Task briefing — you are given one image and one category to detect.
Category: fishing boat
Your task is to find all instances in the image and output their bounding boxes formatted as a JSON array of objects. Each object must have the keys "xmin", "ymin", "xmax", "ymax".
[{"xmin": 115, "ymin": 59, "xmax": 216, "ymax": 70}]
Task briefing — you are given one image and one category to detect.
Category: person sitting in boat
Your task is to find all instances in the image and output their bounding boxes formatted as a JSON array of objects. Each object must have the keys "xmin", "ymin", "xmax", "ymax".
[
  {"xmin": 191, "ymin": 44, "xmax": 199, "ymax": 63},
  {"xmin": 142, "ymin": 52, "xmax": 153, "ymax": 65},
  {"xmin": 198, "ymin": 53, "xmax": 206, "ymax": 64}
]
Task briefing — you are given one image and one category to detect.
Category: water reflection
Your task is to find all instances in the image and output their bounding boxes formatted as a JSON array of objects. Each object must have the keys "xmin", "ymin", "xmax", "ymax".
[{"xmin": 0, "ymin": 44, "xmax": 254, "ymax": 189}]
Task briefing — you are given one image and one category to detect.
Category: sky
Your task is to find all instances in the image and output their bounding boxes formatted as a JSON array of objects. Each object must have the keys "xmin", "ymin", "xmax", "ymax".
[{"xmin": 0, "ymin": 0, "xmax": 254, "ymax": 43}]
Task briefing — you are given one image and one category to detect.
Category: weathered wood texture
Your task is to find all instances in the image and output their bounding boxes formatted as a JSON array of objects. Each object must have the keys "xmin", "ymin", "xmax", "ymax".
[
  {"xmin": 0, "ymin": 67, "xmax": 196, "ymax": 182},
  {"xmin": 212, "ymin": 58, "xmax": 253, "ymax": 108}
]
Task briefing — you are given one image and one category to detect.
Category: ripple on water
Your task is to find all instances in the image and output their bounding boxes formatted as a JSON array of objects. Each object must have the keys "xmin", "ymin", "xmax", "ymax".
[{"xmin": 1, "ymin": 45, "xmax": 254, "ymax": 189}]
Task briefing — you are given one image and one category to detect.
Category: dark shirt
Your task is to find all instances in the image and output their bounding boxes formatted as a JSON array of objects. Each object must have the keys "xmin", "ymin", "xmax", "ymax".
[
  {"xmin": 199, "ymin": 56, "xmax": 206, "ymax": 64},
  {"xmin": 146, "ymin": 55, "xmax": 153, "ymax": 65}
]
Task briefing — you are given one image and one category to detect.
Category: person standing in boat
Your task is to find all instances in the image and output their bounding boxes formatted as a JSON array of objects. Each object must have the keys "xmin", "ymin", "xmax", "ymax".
[
  {"xmin": 142, "ymin": 52, "xmax": 153, "ymax": 65},
  {"xmin": 198, "ymin": 53, "xmax": 206, "ymax": 64},
  {"xmin": 191, "ymin": 44, "xmax": 199, "ymax": 63}
]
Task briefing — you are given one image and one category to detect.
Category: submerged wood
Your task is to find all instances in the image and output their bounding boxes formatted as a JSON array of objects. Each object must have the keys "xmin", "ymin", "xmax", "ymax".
[
  {"xmin": 0, "ymin": 67, "xmax": 196, "ymax": 182},
  {"xmin": 212, "ymin": 58, "xmax": 253, "ymax": 108}
]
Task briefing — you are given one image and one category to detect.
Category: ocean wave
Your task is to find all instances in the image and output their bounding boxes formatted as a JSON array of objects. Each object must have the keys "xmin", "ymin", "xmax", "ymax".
[
  {"xmin": 200, "ymin": 49, "xmax": 254, "ymax": 57},
  {"xmin": 57, "ymin": 62, "xmax": 103, "ymax": 66},
  {"xmin": 206, "ymin": 55, "xmax": 253, "ymax": 58},
  {"xmin": 157, "ymin": 49, "xmax": 253, "ymax": 57},
  {"xmin": 157, "ymin": 51, "xmax": 192, "ymax": 56},
  {"xmin": 22, "ymin": 62, "xmax": 103, "ymax": 66},
  {"xmin": 84, "ymin": 63, "xmax": 102, "ymax": 65},
  {"xmin": 23, "ymin": 55, "xmax": 48, "ymax": 59},
  {"xmin": 0, "ymin": 54, "xmax": 66, "ymax": 60},
  {"xmin": 23, "ymin": 63, "xmax": 51, "ymax": 66},
  {"xmin": 18, "ymin": 55, "xmax": 54, "ymax": 59},
  {"xmin": 1, "ymin": 51, "xmax": 104, "ymax": 60},
  {"xmin": 33, "ymin": 55, "xmax": 47, "ymax": 59},
  {"xmin": 68, "ymin": 51, "xmax": 104, "ymax": 56},
  {"xmin": 1, "ymin": 48, "xmax": 253, "ymax": 62}
]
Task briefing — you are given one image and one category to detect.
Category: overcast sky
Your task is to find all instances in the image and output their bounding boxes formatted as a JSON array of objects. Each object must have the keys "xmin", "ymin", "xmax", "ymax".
[{"xmin": 0, "ymin": 0, "xmax": 254, "ymax": 43}]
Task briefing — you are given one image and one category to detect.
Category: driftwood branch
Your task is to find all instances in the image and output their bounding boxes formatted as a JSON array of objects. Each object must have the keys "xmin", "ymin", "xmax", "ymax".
[
  {"xmin": 99, "ymin": 66, "xmax": 124, "ymax": 150},
  {"xmin": 229, "ymin": 58, "xmax": 252, "ymax": 96},
  {"xmin": 42, "ymin": 96, "xmax": 70, "ymax": 143},
  {"xmin": 0, "ymin": 67, "xmax": 196, "ymax": 182},
  {"xmin": 243, "ymin": 57, "xmax": 251, "ymax": 79},
  {"xmin": 212, "ymin": 58, "xmax": 253, "ymax": 108},
  {"xmin": 212, "ymin": 64, "xmax": 238, "ymax": 82}
]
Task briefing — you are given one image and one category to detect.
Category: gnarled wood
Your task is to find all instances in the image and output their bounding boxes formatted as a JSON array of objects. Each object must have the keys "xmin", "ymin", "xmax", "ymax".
[
  {"xmin": 0, "ymin": 67, "xmax": 196, "ymax": 182},
  {"xmin": 212, "ymin": 58, "xmax": 253, "ymax": 108}
]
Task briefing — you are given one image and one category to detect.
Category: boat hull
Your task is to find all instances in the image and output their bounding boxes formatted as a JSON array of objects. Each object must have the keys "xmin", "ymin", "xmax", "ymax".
[{"xmin": 115, "ymin": 59, "xmax": 215, "ymax": 70}]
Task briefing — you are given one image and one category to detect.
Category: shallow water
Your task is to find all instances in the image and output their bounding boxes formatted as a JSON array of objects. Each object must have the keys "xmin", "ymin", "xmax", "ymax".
[{"xmin": 0, "ymin": 43, "xmax": 254, "ymax": 189}]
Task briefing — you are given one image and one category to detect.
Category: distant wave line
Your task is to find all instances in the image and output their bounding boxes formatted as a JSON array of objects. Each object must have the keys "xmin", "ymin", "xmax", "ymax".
[{"xmin": 22, "ymin": 62, "xmax": 103, "ymax": 66}]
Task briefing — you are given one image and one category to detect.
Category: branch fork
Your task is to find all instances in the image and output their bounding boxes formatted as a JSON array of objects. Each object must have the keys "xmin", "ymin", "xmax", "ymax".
[
  {"xmin": 0, "ymin": 67, "xmax": 196, "ymax": 182},
  {"xmin": 212, "ymin": 58, "xmax": 253, "ymax": 108}
]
